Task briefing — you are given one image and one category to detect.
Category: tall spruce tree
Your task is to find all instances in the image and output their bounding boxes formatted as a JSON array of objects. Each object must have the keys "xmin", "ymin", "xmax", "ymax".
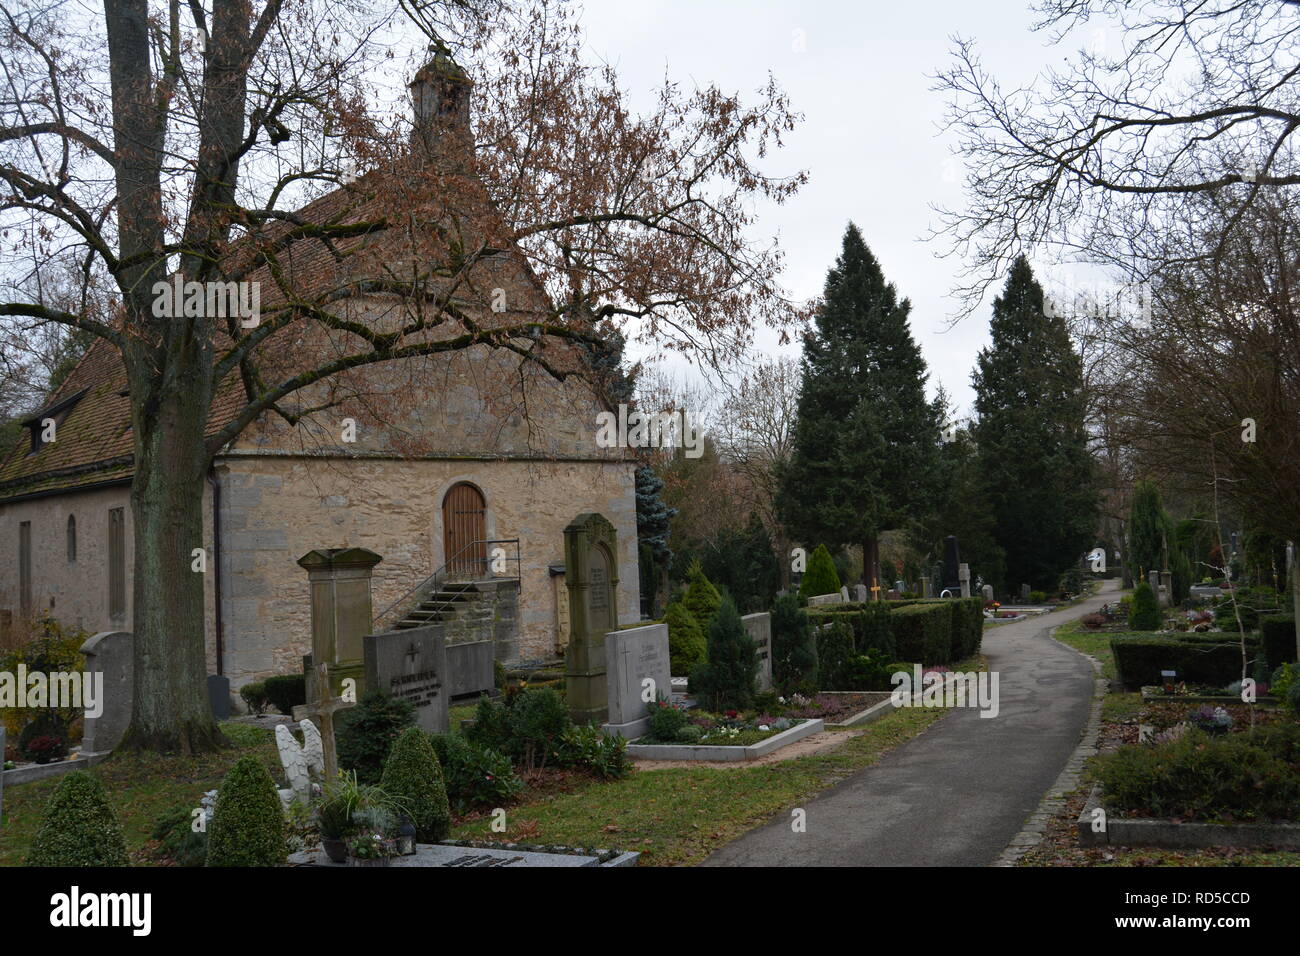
[
  {"xmin": 972, "ymin": 256, "xmax": 1097, "ymax": 591},
  {"xmin": 777, "ymin": 223, "xmax": 940, "ymax": 589},
  {"xmin": 1128, "ymin": 479, "xmax": 1173, "ymax": 578}
]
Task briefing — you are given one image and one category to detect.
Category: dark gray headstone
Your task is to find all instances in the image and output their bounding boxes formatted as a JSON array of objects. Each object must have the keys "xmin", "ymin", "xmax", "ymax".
[
  {"xmin": 447, "ymin": 640, "xmax": 495, "ymax": 699},
  {"xmin": 79, "ymin": 631, "xmax": 133, "ymax": 756},
  {"xmin": 364, "ymin": 624, "xmax": 449, "ymax": 733},
  {"xmin": 207, "ymin": 675, "xmax": 231, "ymax": 720},
  {"xmin": 943, "ymin": 536, "xmax": 961, "ymax": 589}
]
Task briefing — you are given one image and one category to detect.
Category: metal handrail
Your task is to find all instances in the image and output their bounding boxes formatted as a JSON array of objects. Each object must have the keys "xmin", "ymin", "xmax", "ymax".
[{"xmin": 372, "ymin": 537, "xmax": 520, "ymax": 631}]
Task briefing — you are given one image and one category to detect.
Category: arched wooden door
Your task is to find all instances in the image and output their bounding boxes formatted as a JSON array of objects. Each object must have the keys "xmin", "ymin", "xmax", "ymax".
[{"xmin": 443, "ymin": 482, "xmax": 487, "ymax": 578}]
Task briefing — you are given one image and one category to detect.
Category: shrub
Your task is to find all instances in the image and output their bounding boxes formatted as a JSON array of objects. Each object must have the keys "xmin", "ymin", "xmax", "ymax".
[
  {"xmin": 465, "ymin": 693, "xmax": 512, "ymax": 753},
  {"xmin": 771, "ymin": 594, "xmax": 818, "ymax": 694},
  {"xmin": 843, "ymin": 651, "xmax": 897, "ymax": 691},
  {"xmin": 380, "ymin": 726, "xmax": 451, "ymax": 842},
  {"xmin": 26, "ymin": 771, "xmax": 127, "ymax": 867},
  {"xmin": 682, "ymin": 558, "xmax": 722, "ymax": 631},
  {"xmin": 507, "ymin": 687, "xmax": 570, "ymax": 770},
  {"xmin": 429, "ymin": 733, "xmax": 524, "ymax": 813},
  {"xmin": 798, "ymin": 544, "xmax": 841, "ymax": 600},
  {"xmin": 890, "ymin": 603, "xmax": 951, "ymax": 665},
  {"xmin": 1128, "ymin": 582, "xmax": 1161, "ymax": 630},
  {"xmin": 205, "ymin": 756, "xmax": 287, "ymax": 867},
  {"xmin": 1028, "ymin": 590, "xmax": 1047, "ymax": 604},
  {"xmin": 688, "ymin": 596, "xmax": 758, "ymax": 710},
  {"xmin": 239, "ymin": 681, "xmax": 269, "ymax": 715},
  {"xmin": 855, "ymin": 602, "xmax": 897, "ymax": 658},
  {"xmin": 1215, "ymin": 587, "xmax": 1281, "ymax": 632},
  {"xmin": 813, "ymin": 620, "xmax": 855, "ymax": 689},
  {"xmin": 263, "ymin": 674, "xmax": 306, "ymax": 715},
  {"xmin": 1110, "ymin": 633, "xmax": 1261, "ymax": 688},
  {"xmin": 551, "ymin": 724, "xmax": 631, "ymax": 779},
  {"xmin": 664, "ymin": 601, "xmax": 707, "ymax": 676},
  {"xmin": 336, "ymin": 690, "xmax": 416, "ymax": 784},
  {"xmin": 1095, "ymin": 725, "xmax": 1300, "ymax": 821},
  {"xmin": 0, "ymin": 614, "xmax": 88, "ymax": 738},
  {"xmin": 647, "ymin": 697, "xmax": 689, "ymax": 740},
  {"xmin": 151, "ymin": 805, "xmax": 208, "ymax": 867},
  {"xmin": 19, "ymin": 713, "xmax": 69, "ymax": 762},
  {"xmin": 1261, "ymin": 614, "xmax": 1298, "ymax": 666}
]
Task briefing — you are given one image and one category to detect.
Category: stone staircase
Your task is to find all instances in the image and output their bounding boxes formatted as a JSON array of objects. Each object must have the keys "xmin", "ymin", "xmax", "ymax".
[
  {"xmin": 382, "ymin": 577, "xmax": 521, "ymax": 662},
  {"xmin": 391, "ymin": 581, "xmax": 484, "ymax": 629}
]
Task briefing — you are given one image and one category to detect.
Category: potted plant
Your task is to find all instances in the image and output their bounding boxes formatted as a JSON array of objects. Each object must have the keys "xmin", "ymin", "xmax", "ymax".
[
  {"xmin": 26, "ymin": 734, "xmax": 68, "ymax": 765},
  {"xmin": 314, "ymin": 773, "xmax": 404, "ymax": 864},
  {"xmin": 346, "ymin": 831, "xmax": 396, "ymax": 867}
]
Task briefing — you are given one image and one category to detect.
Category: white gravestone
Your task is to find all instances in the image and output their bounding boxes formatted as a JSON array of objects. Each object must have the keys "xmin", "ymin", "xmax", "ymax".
[{"xmin": 602, "ymin": 622, "xmax": 671, "ymax": 739}]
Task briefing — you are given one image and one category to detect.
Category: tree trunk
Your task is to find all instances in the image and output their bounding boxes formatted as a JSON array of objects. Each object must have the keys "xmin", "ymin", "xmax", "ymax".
[
  {"xmin": 117, "ymin": 360, "xmax": 225, "ymax": 754},
  {"xmin": 1292, "ymin": 542, "xmax": 1300, "ymax": 663}
]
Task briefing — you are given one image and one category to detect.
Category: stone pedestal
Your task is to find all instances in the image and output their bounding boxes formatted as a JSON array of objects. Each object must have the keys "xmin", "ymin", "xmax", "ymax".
[
  {"xmin": 563, "ymin": 514, "xmax": 619, "ymax": 726},
  {"xmin": 297, "ymin": 548, "xmax": 383, "ymax": 696}
]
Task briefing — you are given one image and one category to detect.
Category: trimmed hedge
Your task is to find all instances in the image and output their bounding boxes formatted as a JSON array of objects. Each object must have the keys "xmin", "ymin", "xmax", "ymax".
[
  {"xmin": 1110, "ymin": 632, "xmax": 1262, "ymax": 689},
  {"xmin": 380, "ymin": 726, "xmax": 451, "ymax": 842},
  {"xmin": 26, "ymin": 771, "xmax": 128, "ymax": 867},
  {"xmin": 263, "ymin": 674, "xmax": 307, "ymax": 715},
  {"xmin": 814, "ymin": 620, "xmax": 855, "ymax": 690},
  {"xmin": 808, "ymin": 597, "xmax": 981, "ymax": 665},
  {"xmin": 1261, "ymin": 614, "xmax": 1297, "ymax": 667},
  {"xmin": 891, "ymin": 603, "xmax": 951, "ymax": 665},
  {"xmin": 206, "ymin": 756, "xmax": 287, "ymax": 867}
]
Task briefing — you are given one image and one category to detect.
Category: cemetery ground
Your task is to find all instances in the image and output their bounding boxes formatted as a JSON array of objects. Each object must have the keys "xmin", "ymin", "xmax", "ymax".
[
  {"xmin": 1016, "ymin": 617, "xmax": 1300, "ymax": 868},
  {"xmin": 0, "ymin": 696, "xmax": 948, "ymax": 868}
]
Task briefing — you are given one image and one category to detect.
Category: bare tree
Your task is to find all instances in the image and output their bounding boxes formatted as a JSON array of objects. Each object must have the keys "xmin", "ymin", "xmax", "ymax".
[{"xmin": 0, "ymin": 0, "xmax": 804, "ymax": 751}]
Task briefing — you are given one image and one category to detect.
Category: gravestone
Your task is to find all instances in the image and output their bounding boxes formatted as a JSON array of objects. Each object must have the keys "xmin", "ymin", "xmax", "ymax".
[
  {"xmin": 364, "ymin": 624, "xmax": 449, "ymax": 733},
  {"xmin": 806, "ymin": 591, "xmax": 843, "ymax": 607},
  {"xmin": 79, "ymin": 631, "xmax": 133, "ymax": 757},
  {"xmin": 291, "ymin": 662, "xmax": 354, "ymax": 781},
  {"xmin": 852, "ymin": 584, "xmax": 868, "ymax": 602},
  {"xmin": 446, "ymin": 640, "xmax": 495, "ymax": 699},
  {"xmin": 958, "ymin": 563, "xmax": 971, "ymax": 598},
  {"xmin": 563, "ymin": 514, "xmax": 619, "ymax": 725},
  {"xmin": 1020, "ymin": 583, "xmax": 1031, "ymax": 603},
  {"xmin": 601, "ymin": 622, "xmax": 670, "ymax": 739},
  {"xmin": 983, "ymin": 584, "xmax": 994, "ymax": 602},
  {"xmin": 921, "ymin": 578, "xmax": 933, "ymax": 598},
  {"xmin": 297, "ymin": 548, "xmax": 383, "ymax": 698},
  {"xmin": 742, "ymin": 612, "xmax": 773, "ymax": 692},
  {"xmin": 839, "ymin": 586, "xmax": 850, "ymax": 602},
  {"xmin": 208, "ymin": 675, "xmax": 231, "ymax": 720}
]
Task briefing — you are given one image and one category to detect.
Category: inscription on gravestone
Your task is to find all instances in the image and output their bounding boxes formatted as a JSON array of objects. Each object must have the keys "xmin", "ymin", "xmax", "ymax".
[{"xmin": 364, "ymin": 624, "xmax": 449, "ymax": 733}]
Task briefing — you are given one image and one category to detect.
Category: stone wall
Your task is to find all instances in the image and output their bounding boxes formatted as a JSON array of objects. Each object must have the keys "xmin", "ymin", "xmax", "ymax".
[{"xmin": 214, "ymin": 454, "xmax": 639, "ymax": 685}]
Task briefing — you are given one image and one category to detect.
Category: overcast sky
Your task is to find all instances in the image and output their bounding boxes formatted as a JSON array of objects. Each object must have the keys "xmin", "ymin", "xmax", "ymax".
[{"xmin": 576, "ymin": 0, "xmax": 1110, "ymax": 417}]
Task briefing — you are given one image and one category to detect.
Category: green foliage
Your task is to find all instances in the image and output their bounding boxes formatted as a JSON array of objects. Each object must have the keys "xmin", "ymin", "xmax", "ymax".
[
  {"xmin": 380, "ymin": 726, "xmax": 451, "ymax": 842},
  {"xmin": 776, "ymin": 223, "xmax": 941, "ymax": 577},
  {"xmin": 855, "ymin": 602, "xmax": 897, "ymax": 658},
  {"xmin": 1261, "ymin": 615, "xmax": 1298, "ymax": 666},
  {"xmin": 890, "ymin": 602, "xmax": 952, "ymax": 665},
  {"xmin": 1095, "ymin": 725, "xmax": 1300, "ymax": 821},
  {"xmin": 1128, "ymin": 582, "xmax": 1161, "ymax": 630},
  {"xmin": 798, "ymin": 544, "xmax": 841, "ymax": 600},
  {"xmin": 262, "ymin": 674, "xmax": 306, "ymax": 715},
  {"xmin": 688, "ymin": 596, "xmax": 758, "ymax": 710},
  {"xmin": 428, "ymin": 733, "xmax": 524, "ymax": 813},
  {"xmin": 682, "ymin": 559, "xmax": 723, "ymax": 630},
  {"xmin": 1110, "ymin": 633, "xmax": 1261, "ymax": 688},
  {"xmin": 1170, "ymin": 549, "xmax": 1192, "ymax": 604},
  {"xmin": 0, "ymin": 614, "xmax": 88, "ymax": 738},
  {"xmin": 26, "ymin": 771, "xmax": 127, "ymax": 867},
  {"xmin": 205, "ymin": 756, "xmax": 287, "ymax": 867},
  {"xmin": 971, "ymin": 256, "xmax": 1097, "ymax": 591},
  {"xmin": 551, "ymin": 724, "xmax": 632, "ymax": 779},
  {"xmin": 842, "ymin": 651, "xmax": 899, "ymax": 691},
  {"xmin": 664, "ymin": 601, "xmax": 707, "ymax": 676},
  {"xmin": 814, "ymin": 620, "xmax": 856, "ymax": 689},
  {"xmin": 465, "ymin": 693, "xmax": 512, "ymax": 753},
  {"xmin": 336, "ymin": 690, "xmax": 416, "ymax": 784},
  {"xmin": 507, "ymin": 687, "xmax": 570, "ymax": 770},
  {"xmin": 239, "ymin": 681, "xmax": 269, "ymax": 715},
  {"xmin": 1214, "ymin": 587, "xmax": 1282, "ymax": 632},
  {"xmin": 647, "ymin": 697, "xmax": 690, "ymax": 740},
  {"xmin": 679, "ymin": 513, "xmax": 781, "ymax": 615},
  {"xmin": 151, "ymin": 805, "xmax": 208, "ymax": 866},
  {"xmin": 771, "ymin": 594, "xmax": 818, "ymax": 694},
  {"xmin": 1128, "ymin": 480, "xmax": 1173, "ymax": 579}
]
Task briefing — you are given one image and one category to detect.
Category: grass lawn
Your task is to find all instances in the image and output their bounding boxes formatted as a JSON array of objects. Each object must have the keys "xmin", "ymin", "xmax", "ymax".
[
  {"xmin": 453, "ymin": 706, "xmax": 947, "ymax": 866},
  {"xmin": 0, "ymin": 722, "xmax": 279, "ymax": 866}
]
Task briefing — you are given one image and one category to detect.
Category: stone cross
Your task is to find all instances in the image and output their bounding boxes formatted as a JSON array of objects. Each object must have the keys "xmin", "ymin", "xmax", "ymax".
[{"xmin": 292, "ymin": 663, "xmax": 354, "ymax": 782}]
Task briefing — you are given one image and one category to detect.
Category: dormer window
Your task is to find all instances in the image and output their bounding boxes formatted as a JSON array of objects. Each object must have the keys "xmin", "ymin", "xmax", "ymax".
[{"xmin": 22, "ymin": 388, "xmax": 88, "ymax": 455}]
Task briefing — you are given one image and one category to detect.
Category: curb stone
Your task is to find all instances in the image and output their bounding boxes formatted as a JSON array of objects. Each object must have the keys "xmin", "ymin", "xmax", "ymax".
[{"xmin": 991, "ymin": 625, "xmax": 1107, "ymax": 867}]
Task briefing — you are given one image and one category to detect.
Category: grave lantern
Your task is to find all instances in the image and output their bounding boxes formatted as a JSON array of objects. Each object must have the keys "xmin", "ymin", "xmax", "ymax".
[
  {"xmin": 397, "ymin": 815, "xmax": 418, "ymax": 856},
  {"xmin": 1161, "ymin": 669, "xmax": 1177, "ymax": 695}
]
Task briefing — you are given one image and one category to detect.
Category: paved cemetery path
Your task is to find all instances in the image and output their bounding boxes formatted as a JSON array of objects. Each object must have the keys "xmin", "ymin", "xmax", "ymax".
[{"xmin": 701, "ymin": 581, "xmax": 1121, "ymax": 867}]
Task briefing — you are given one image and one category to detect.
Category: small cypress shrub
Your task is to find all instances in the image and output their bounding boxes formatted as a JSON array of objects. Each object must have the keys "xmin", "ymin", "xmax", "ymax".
[
  {"xmin": 689, "ymin": 596, "xmax": 758, "ymax": 710},
  {"xmin": 665, "ymin": 600, "xmax": 707, "ymax": 675},
  {"xmin": 1129, "ymin": 582, "xmax": 1161, "ymax": 631},
  {"xmin": 239, "ymin": 681, "xmax": 269, "ymax": 715},
  {"xmin": 205, "ymin": 756, "xmax": 287, "ymax": 867},
  {"xmin": 682, "ymin": 559, "xmax": 722, "ymax": 630},
  {"xmin": 337, "ymin": 689, "xmax": 416, "ymax": 784},
  {"xmin": 26, "ymin": 771, "xmax": 127, "ymax": 867},
  {"xmin": 798, "ymin": 544, "xmax": 841, "ymax": 600},
  {"xmin": 380, "ymin": 726, "xmax": 451, "ymax": 842},
  {"xmin": 771, "ymin": 594, "xmax": 818, "ymax": 694}
]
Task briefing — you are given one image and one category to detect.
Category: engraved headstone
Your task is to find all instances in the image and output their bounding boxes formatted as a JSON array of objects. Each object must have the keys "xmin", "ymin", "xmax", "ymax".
[
  {"xmin": 983, "ymin": 584, "xmax": 994, "ymax": 602},
  {"xmin": 852, "ymin": 584, "xmax": 868, "ymax": 602},
  {"xmin": 364, "ymin": 624, "xmax": 449, "ymax": 733},
  {"xmin": 602, "ymin": 622, "xmax": 670, "ymax": 738},
  {"xmin": 564, "ymin": 514, "xmax": 620, "ymax": 725}
]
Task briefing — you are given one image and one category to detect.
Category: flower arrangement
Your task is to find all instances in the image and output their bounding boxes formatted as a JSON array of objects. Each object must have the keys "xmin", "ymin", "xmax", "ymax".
[
  {"xmin": 1189, "ymin": 705, "xmax": 1233, "ymax": 735},
  {"xmin": 346, "ymin": 832, "xmax": 395, "ymax": 860},
  {"xmin": 25, "ymin": 735, "xmax": 68, "ymax": 765}
]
